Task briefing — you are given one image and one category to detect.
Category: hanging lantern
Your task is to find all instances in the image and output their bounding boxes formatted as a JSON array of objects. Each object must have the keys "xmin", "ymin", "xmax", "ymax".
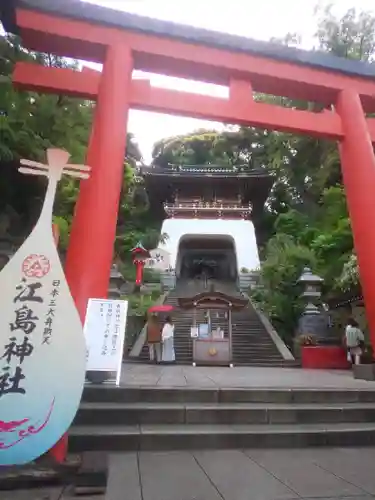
[{"xmin": 131, "ymin": 242, "xmax": 150, "ymax": 287}]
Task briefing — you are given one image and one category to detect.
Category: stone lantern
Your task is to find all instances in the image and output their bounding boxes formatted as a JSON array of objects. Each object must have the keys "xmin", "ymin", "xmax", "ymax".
[
  {"xmin": 108, "ymin": 264, "xmax": 125, "ymax": 299},
  {"xmin": 298, "ymin": 267, "xmax": 323, "ymax": 305},
  {"xmin": 297, "ymin": 267, "xmax": 328, "ymax": 344}
]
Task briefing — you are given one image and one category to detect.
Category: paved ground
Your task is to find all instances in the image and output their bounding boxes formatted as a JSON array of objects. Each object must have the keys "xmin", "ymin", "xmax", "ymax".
[
  {"xmin": 15, "ymin": 448, "xmax": 375, "ymax": 499},
  {"xmin": 120, "ymin": 363, "xmax": 375, "ymax": 390},
  {"xmin": 107, "ymin": 447, "xmax": 375, "ymax": 499},
  {"xmin": 2, "ymin": 489, "xmax": 102, "ymax": 499},
  {"xmin": 7, "ymin": 367, "xmax": 375, "ymax": 499}
]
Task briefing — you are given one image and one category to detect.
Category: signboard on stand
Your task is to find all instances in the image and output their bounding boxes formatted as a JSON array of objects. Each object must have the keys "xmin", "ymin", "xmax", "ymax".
[
  {"xmin": 145, "ymin": 248, "xmax": 171, "ymax": 271},
  {"xmin": 198, "ymin": 323, "xmax": 210, "ymax": 338},
  {"xmin": 84, "ymin": 299, "xmax": 128, "ymax": 386},
  {"xmin": 0, "ymin": 149, "xmax": 89, "ymax": 466},
  {"xmin": 190, "ymin": 326, "xmax": 199, "ymax": 338}
]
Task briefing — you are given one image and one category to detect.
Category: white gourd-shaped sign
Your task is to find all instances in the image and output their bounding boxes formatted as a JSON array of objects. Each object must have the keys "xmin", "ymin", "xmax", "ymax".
[{"xmin": 0, "ymin": 149, "xmax": 90, "ymax": 465}]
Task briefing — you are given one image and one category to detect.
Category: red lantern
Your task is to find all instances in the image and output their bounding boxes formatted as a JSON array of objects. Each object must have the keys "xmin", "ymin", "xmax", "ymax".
[{"xmin": 131, "ymin": 242, "xmax": 150, "ymax": 286}]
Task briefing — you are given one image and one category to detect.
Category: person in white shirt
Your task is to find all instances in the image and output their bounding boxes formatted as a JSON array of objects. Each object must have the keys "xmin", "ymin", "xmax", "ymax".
[
  {"xmin": 161, "ymin": 316, "xmax": 175, "ymax": 363},
  {"xmin": 345, "ymin": 318, "xmax": 365, "ymax": 365}
]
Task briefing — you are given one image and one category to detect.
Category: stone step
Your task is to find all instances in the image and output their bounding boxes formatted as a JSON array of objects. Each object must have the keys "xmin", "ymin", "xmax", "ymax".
[
  {"xmin": 233, "ymin": 347, "xmax": 282, "ymax": 352},
  {"xmin": 232, "ymin": 333, "xmax": 275, "ymax": 337},
  {"xmin": 233, "ymin": 332, "xmax": 270, "ymax": 335},
  {"xmin": 232, "ymin": 330, "xmax": 274, "ymax": 334},
  {"xmin": 234, "ymin": 351, "xmax": 283, "ymax": 356},
  {"xmin": 233, "ymin": 345, "xmax": 279, "ymax": 349},
  {"xmin": 69, "ymin": 422, "xmax": 375, "ymax": 452},
  {"xmin": 74, "ymin": 402, "xmax": 375, "ymax": 426},
  {"xmin": 232, "ymin": 362, "xmax": 294, "ymax": 367},
  {"xmin": 234, "ymin": 362, "xmax": 301, "ymax": 368},
  {"xmin": 233, "ymin": 343, "xmax": 276, "ymax": 346},
  {"xmin": 141, "ymin": 287, "xmax": 287, "ymax": 365},
  {"xmin": 234, "ymin": 358, "xmax": 284, "ymax": 363},
  {"xmin": 81, "ymin": 386, "xmax": 375, "ymax": 404},
  {"xmin": 233, "ymin": 346, "xmax": 280, "ymax": 350},
  {"xmin": 232, "ymin": 344, "xmax": 280, "ymax": 349},
  {"xmin": 232, "ymin": 361, "xmax": 289, "ymax": 366},
  {"xmin": 233, "ymin": 352, "xmax": 282, "ymax": 357},
  {"xmin": 232, "ymin": 359, "xmax": 285, "ymax": 368},
  {"xmin": 233, "ymin": 351, "xmax": 280, "ymax": 355},
  {"xmin": 136, "ymin": 356, "xmax": 284, "ymax": 366}
]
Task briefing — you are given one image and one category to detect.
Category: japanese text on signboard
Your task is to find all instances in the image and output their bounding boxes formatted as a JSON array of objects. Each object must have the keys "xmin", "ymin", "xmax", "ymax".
[
  {"xmin": 0, "ymin": 254, "xmax": 61, "ymax": 398},
  {"xmin": 0, "ymin": 279, "xmax": 42, "ymax": 397}
]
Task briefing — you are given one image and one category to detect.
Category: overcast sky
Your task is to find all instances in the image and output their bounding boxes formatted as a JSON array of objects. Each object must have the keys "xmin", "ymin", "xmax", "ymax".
[{"xmin": 82, "ymin": 0, "xmax": 375, "ymax": 162}]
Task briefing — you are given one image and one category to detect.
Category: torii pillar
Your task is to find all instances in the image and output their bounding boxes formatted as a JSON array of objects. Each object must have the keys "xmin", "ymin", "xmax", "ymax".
[
  {"xmin": 65, "ymin": 44, "xmax": 133, "ymax": 321},
  {"xmin": 337, "ymin": 89, "xmax": 375, "ymax": 348}
]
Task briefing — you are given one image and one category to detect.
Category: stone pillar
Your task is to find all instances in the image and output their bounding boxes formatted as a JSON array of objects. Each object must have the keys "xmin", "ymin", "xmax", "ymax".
[
  {"xmin": 65, "ymin": 43, "xmax": 133, "ymax": 322},
  {"xmin": 336, "ymin": 89, "xmax": 375, "ymax": 351}
]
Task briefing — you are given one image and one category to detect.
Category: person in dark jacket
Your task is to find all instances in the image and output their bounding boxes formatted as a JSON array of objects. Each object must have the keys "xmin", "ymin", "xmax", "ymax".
[{"xmin": 146, "ymin": 313, "xmax": 162, "ymax": 363}]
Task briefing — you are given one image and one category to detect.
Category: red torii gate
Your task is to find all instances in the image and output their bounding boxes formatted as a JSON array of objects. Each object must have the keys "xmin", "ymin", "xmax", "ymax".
[{"xmin": 2, "ymin": 0, "xmax": 375, "ymax": 349}]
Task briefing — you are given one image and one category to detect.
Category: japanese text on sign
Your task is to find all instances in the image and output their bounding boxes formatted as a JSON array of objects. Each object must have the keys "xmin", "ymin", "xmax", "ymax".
[
  {"xmin": 43, "ymin": 280, "xmax": 60, "ymax": 345},
  {"xmin": 0, "ymin": 279, "xmax": 43, "ymax": 397},
  {"xmin": 84, "ymin": 299, "xmax": 128, "ymax": 384}
]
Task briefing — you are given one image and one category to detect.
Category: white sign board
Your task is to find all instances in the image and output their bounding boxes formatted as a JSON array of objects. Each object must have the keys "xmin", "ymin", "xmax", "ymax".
[
  {"xmin": 84, "ymin": 299, "xmax": 128, "ymax": 386},
  {"xmin": 190, "ymin": 326, "xmax": 199, "ymax": 338},
  {"xmin": 145, "ymin": 248, "xmax": 171, "ymax": 271}
]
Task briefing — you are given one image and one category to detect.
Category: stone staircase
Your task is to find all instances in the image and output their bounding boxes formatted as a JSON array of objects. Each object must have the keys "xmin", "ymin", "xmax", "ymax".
[
  {"xmin": 134, "ymin": 279, "xmax": 290, "ymax": 366},
  {"xmin": 135, "ymin": 288, "xmax": 194, "ymax": 363},
  {"xmin": 134, "ymin": 281, "xmax": 294, "ymax": 366},
  {"xmin": 231, "ymin": 306, "xmax": 287, "ymax": 366},
  {"xmin": 70, "ymin": 385, "xmax": 375, "ymax": 452},
  {"xmin": 163, "ymin": 290, "xmax": 194, "ymax": 363}
]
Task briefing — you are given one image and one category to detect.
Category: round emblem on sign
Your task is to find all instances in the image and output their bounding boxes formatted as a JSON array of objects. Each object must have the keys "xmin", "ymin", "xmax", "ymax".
[
  {"xmin": 22, "ymin": 254, "xmax": 51, "ymax": 278},
  {"xmin": 208, "ymin": 348, "xmax": 217, "ymax": 356}
]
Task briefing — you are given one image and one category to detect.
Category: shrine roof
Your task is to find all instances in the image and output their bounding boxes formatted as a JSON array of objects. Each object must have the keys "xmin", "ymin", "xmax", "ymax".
[
  {"xmin": 142, "ymin": 164, "xmax": 272, "ymax": 178},
  {"xmin": 142, "ymin": 165, "xmax": 274, "ymax": 208},
  {"xmin": 178, "ymin": 290, "xmax": 248, "ymax": 311},
  {"xmin": 1, "ymin": 0, "xmax": 375, "ymax": 81}
]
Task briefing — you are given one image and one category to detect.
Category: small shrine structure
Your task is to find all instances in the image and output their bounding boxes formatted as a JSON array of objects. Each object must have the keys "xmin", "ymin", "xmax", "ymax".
[{"xmin": 178, "ymin": 288, "xmax": 248, "ymax": 366}]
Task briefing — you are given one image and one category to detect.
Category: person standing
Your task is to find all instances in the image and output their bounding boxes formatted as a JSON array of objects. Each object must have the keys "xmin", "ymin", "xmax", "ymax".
[
  {"xmin": 147, "ymin": 313, "xmax": 162, "ymax": 363},
  {"xmin": 345, "ymin": 318, "xmax": 365, "ymax": 366},
  {"xmin": 161, "ymin": 316, "xmax": 175, "ymax": 363}
]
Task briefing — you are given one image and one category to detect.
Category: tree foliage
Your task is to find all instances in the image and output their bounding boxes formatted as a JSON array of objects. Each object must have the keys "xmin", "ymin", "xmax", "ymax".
[
  {"xmin": 251, "ymin": 235, "xmax": 316, "ymax": 345},
  {"xmin": 315, "ymin": 4, "xmax": 375, "ymax": 61},
  {"xmin": 0, "ymin": 33, "xmax": 159, "ymax": 267},
  {"xmin": 252, "ymin": 6, "xmax": 374, "ymax": 337}
]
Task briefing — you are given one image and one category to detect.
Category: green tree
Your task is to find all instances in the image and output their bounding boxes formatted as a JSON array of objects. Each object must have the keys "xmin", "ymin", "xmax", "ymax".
[
  {"xmin": 251, "ymin": 234, "xmax": 317, "ymax": 345},
  {"xmin": 336, "ymin": 253, "xmax": 360, "ymax": 292},
  {"xmin": 0, "ymin": 33, "xmax": 162, "ymax": 265},
  {"xmin": 315, "ymin": 4, "xmax": 375, "ymax": 61}
]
